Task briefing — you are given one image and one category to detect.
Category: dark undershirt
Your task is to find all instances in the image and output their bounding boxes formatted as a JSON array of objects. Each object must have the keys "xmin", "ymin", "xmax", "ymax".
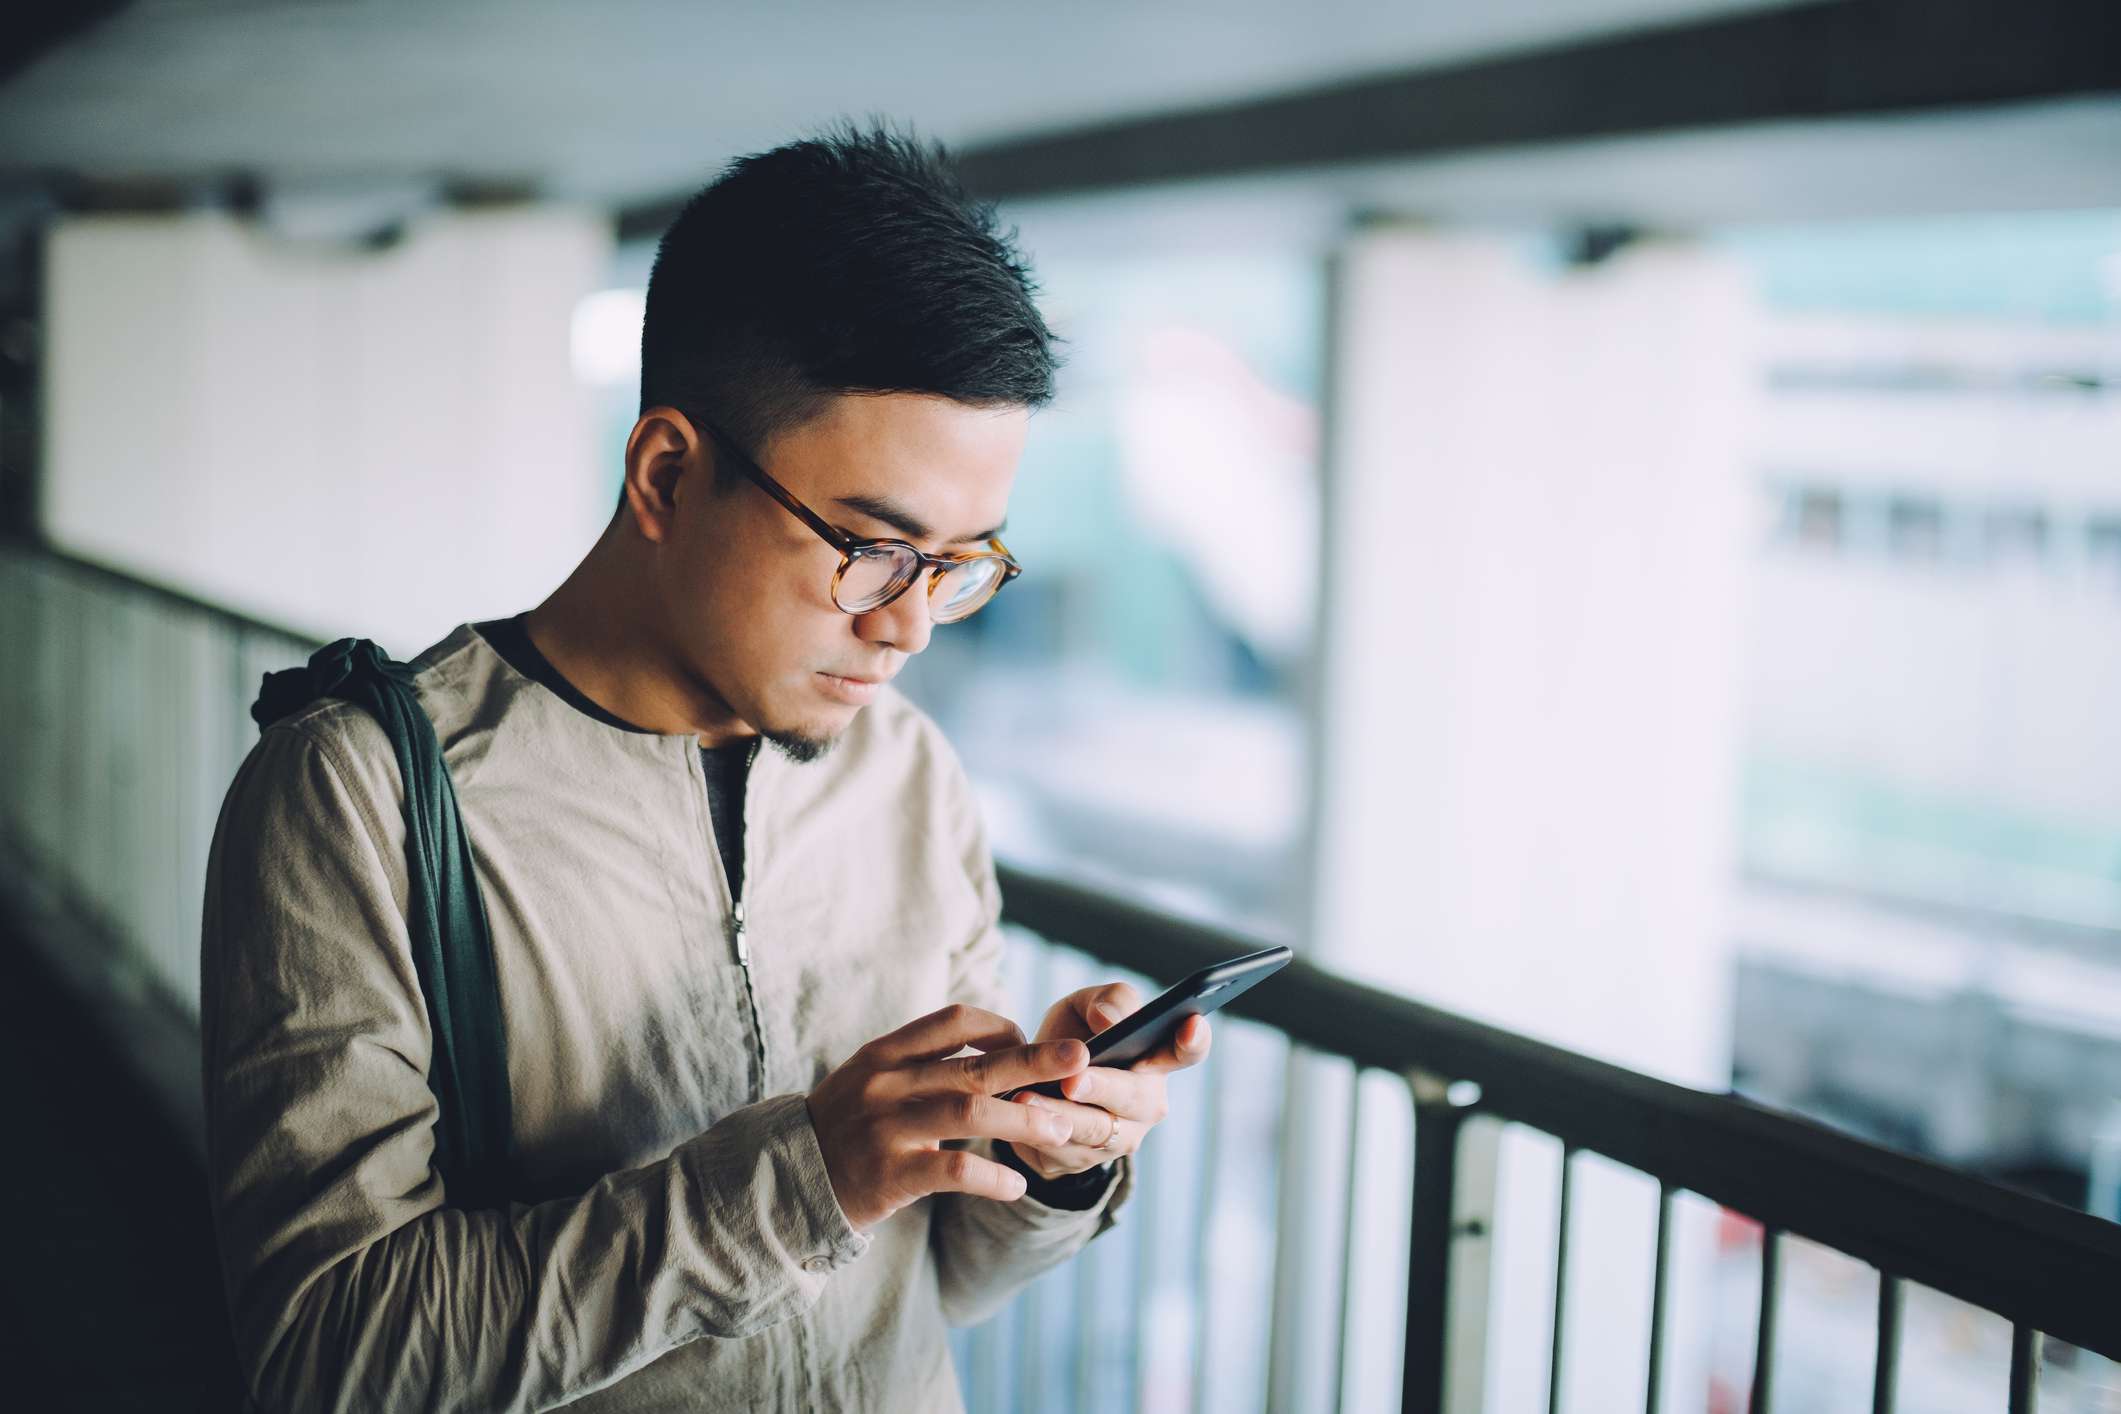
[
  {"xmin": 468, "ymin": 613, "xmax": 1111, "ymax": 1210},
  {"xmin": 472, "ymin": 613, "xmax": 751, "ymax": 900}
]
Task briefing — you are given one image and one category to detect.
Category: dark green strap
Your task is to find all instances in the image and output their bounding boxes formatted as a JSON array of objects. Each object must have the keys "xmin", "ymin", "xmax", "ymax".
[{"xmin": 252, "ymin": 638, "xmax": 516, "ymax": 1209}]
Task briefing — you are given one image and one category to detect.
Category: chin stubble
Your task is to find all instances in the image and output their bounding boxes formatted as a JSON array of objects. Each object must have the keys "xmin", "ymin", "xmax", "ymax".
[{"xmin": 763, "ymin": 728, "xmax": 837, "ymax": 765}]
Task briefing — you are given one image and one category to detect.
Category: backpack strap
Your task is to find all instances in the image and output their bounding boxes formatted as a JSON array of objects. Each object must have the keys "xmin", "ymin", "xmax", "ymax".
[{"xmin": 252, "ymin": 638, "xmax": 516, "ymax": 1209}]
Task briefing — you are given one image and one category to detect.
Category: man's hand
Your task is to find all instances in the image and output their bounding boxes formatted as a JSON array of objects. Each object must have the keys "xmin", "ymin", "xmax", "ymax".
[
  {"xmin": 807, "ymin": 1003, "xmax": 1091, "ymax": 1232},
  {"xmin": 1003, "ymin": 983, "xmax": 1212, "ymax": 1181}
]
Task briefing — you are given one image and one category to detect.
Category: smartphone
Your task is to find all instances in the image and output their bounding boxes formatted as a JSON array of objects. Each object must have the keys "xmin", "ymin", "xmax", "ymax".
[{"xmin": 1001, "ymin": 944, "xmax": 1292, "ymax": 1101}]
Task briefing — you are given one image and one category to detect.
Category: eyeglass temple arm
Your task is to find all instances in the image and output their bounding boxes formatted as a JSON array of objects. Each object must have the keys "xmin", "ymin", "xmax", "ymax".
[
  {"xmin": 700, "ymin": 420, "xmax": 855, "ymax": 552},
  {"xmin": 750, "ymin": 461, "xmax": 857, "ymax": 551}
]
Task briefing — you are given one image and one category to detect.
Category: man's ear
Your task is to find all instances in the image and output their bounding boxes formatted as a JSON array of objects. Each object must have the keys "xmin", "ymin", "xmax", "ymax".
[{"xmin": 620, "ymin": 408, "xmax": 704, "ymax": 544}]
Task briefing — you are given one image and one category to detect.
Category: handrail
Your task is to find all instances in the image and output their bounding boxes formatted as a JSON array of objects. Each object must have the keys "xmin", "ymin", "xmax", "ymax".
[
  {"xmin": 0, "ymin": 528, "xmax": 324, "ymax": 647},
  {"xmin": 997, "ymin": 861, "xmax": 2121, "ymax": 1365}
]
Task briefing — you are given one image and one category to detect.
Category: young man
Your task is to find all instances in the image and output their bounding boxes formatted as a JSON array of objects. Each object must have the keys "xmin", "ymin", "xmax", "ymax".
[{"xmin": 199, "ymin": 127, "xmax": 1210, "ymax": 1412}]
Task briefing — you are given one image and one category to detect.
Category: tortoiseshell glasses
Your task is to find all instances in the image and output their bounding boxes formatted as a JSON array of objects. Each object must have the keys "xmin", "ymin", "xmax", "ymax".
[{"xmin": 696, "ymin": 414, "xmax": 1022, "ymax": 625}]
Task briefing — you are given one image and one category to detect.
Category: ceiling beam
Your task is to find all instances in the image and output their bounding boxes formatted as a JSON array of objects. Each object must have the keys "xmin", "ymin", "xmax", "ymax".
[
  {"xmin": 0, "ymin": 1, "xmax": 134, "ymax": 88},
  {"xmin": 946, "ymin": 0, "xmax": 2121, "ymax": 202}
]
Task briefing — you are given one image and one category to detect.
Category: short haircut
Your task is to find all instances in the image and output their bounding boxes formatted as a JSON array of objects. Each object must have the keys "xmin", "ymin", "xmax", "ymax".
[{"xmin": 636, "ymin": 122, "xmax": 1059, "ymax": 491}]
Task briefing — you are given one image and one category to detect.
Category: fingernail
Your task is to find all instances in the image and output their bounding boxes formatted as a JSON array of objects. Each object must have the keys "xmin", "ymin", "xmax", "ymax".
[
  {"xmin": 1006, "ymin": 1171, "xmax": 1027, "ymax": 1199},
  {"xmin": 1044, "ymin": 1117, "xmax": 1070, "ymax": 1143},
  {"xmin": 1093, "ymin": 1004, "xmax": 1118, "ymax": 1025}
]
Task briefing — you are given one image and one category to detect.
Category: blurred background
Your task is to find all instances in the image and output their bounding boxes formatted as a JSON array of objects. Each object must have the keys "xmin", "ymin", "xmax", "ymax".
[{"xmin": 2, "ymin": 2, "xmax": 2118, "ymax": 1410}]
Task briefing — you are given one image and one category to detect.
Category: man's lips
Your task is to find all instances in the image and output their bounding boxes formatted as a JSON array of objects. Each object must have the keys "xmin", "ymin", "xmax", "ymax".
[{"xmin": 816, "ymin": 670, "xmax": 890, "ymax": 705}]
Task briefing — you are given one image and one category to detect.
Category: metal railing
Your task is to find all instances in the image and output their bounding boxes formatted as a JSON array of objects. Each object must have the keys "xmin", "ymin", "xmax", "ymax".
[
  {"xmin": 0, "ymin": 535, "xmax": 312, "ymax": 1018},
  {"xmin": 6, "ymin": 532, "xmax": 2120, "ymax": 1411},
  {"xmin": 991, "ymin": 866, "xmax": 2121, "ymax": 1412}
]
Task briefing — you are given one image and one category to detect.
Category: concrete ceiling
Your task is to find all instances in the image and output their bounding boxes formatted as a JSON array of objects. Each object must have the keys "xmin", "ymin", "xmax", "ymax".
[
  {"xmin": 0, "ymin": 0, "xmax": 1815, "ymax": 209},
  {"xmin": 3, "ymin": 0, "xmax": 2116, "ymax": 244}
]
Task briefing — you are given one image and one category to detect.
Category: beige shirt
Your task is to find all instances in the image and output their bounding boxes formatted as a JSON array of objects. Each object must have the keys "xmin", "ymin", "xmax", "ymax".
[{"xmin": 199, "ymin": 621, "xmax": 1131, "ymax": 1413}]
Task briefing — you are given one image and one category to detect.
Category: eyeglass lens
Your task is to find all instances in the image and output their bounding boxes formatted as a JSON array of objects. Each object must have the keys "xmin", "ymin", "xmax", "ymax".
[
  {"xmin": 932, "ymin": 557, "xmax": 1005, "ymax": 622},
  {"xmin": 833, "ymin": 545, "xmax": 1005, "ymax": 623}
]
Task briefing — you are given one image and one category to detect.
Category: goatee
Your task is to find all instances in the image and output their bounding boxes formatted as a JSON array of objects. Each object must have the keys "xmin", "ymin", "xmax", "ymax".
[{"xmin": 765, "ymin": 728, "xmax": 837, "ymax": 765}]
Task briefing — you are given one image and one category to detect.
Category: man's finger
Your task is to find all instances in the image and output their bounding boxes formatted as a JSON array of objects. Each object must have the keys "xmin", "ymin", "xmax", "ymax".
[
  {"xmin": 1055, "ymin": 1064, "xmax": 1160, "ymax": 1119},
  {"xmin": 1021, "ymin": 1092, "xmax": 1124, "ymax": 1147},
  {"xmin": 913, "ymin": 1038, "xmax": 1087, "ymax": 1097},
  {"xmin": 1130, "ymin": 1014, "xmax": 1213, "ymax": 1076},
  {"xmin": 904, "ymin": 1092, "xmax": 1074, "ymax": 1149},
  {"xmin": 867, "ymin": 1003, "xmax": 1024, "ymax": 1066},
  {"xmin": 898, "ymin": 1146, "xmax": 1029, "ymax": 1203},
  {"xmin": 1080, "ymin": 982, "xmax": 1143, "ymax": 1032}
]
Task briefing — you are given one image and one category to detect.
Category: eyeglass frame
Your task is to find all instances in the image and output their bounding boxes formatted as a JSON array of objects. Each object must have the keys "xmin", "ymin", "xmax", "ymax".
[{"xmin": 691, "ymin": 411, "xmax": 1023, "ymax": 623}]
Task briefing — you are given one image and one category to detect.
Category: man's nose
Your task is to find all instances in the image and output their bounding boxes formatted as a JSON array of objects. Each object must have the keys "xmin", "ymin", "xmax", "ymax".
[{"xmin": 855, "ymin": 580, "xmax": 933, "ymax": 656}]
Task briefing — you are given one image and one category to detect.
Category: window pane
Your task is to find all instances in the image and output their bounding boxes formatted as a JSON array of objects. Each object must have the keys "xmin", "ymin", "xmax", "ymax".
[{"xmin": 897, "ymin": 246, "xmax": 1325, "ymax": 935}]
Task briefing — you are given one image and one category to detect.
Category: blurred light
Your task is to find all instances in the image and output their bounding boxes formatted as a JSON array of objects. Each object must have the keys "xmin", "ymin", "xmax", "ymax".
[
  {"xmin": 1116, "ymin": 323, "xmax": 1319, "ymax": 662},
  {"xmin": 570, "ymin": 286, "xmax": 645, "ymax": 384}
]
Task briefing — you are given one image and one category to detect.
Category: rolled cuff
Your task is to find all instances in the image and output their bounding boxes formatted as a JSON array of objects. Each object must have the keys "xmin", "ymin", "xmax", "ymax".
[{"xmin": 675, "ymin": 1093, "xmax": 873, "ymax": 1305}]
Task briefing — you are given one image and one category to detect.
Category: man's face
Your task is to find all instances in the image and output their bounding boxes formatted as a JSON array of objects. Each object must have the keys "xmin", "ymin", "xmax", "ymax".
[{"xmin": 650, "ymin": 391, "xmax": 1025, "ymax": 758}]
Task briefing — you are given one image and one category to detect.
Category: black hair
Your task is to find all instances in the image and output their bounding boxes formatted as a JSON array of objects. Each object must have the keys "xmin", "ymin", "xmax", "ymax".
[{"xmin": 635, "ymin": 121, "xmax": 1059, "ymax": 493}]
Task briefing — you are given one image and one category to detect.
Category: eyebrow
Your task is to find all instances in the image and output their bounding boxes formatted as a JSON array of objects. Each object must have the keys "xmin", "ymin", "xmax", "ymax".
[{"xmin": 832, "ymin": 493, "xmax": 1006, "ymax": 546}]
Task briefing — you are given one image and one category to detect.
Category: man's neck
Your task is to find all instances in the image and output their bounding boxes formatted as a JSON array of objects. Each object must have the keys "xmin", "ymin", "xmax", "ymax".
[{"xmin": 524, "ymin": 521, "xmax": 757, "ymax": 749}]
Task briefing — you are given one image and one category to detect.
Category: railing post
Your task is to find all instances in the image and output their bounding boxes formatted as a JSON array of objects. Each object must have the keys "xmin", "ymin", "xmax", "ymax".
[
  {"xmin": 1751, "ymin": 1226, "xmax": 1782, "ymax": 1414},
  {"xmin": 1645, "ymin": 1184, "xmax": 1675, "ymax": 1414},
  {"xmin": 1871, "ymin": 1274, "xmax": 1902, "ymax": 1414},
  {"xmin": 1547, "ymin": 1146, "xmax": 1577, "ymax": 1414},
  {"xmin": 1333, "ymin": 1068, "xmax": 1368, "ymax": 1414},
  {"xmin": 2009, "ymin": 1326, "xmax": 2043, "ymax": 1414},
  {"xmin": 1403, "ymin": 1070, "xmax": 1468, "ymax": 1414}
]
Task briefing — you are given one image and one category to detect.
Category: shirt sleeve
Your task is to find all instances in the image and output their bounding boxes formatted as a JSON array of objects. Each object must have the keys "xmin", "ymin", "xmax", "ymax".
[
  {"xmin": 921, "ymin": 751, "xmax": 1134, "ymax": 1329},
  {"xmin": 199, "ymin": 719, "xmax": 869, "ymax": 1414}
]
